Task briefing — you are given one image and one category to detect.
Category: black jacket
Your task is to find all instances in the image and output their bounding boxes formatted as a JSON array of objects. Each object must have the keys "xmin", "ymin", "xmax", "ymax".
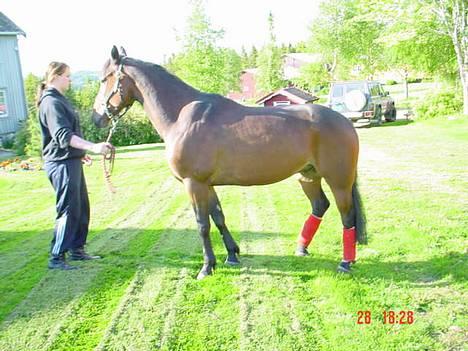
[{"xmin": 38, "ymin": 87, "xmax": 85, "ymax": 161}]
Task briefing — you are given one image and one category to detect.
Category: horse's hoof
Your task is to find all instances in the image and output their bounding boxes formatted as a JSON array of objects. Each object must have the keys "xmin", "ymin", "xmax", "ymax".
[
  {"xmin": 337, "ymin": 261, "xmax": 352, "ymax": 274},
  {"xmin": 196, "ymin": 270, "xmax": 211, "ymax": 280},
  {"xmin": 295, "ymin": 247, "xmax": 310, "ymax": 257},
  {"xmin": 225, "ymin": 257, "xmax": 240, "ymax": 266},
  {"xmin": 196, "ymin": 265, "xmax": 214, "ymax": 280}
]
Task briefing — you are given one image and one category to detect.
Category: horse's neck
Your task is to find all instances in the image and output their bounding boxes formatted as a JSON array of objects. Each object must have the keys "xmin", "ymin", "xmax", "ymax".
[{"xmin": 127, "ymin": 64, "xmax": 199, "ymax": 139}]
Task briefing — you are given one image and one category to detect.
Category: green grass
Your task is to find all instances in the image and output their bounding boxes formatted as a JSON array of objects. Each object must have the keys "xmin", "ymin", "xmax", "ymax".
[{"xmin": 0, "ymin": 118, "xmax": 467, "ymax": 350}]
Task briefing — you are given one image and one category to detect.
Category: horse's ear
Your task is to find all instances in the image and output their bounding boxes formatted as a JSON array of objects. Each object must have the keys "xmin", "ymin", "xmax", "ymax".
[
  {"xmin": 111, "ymin": 45, "xmax": 121, "ymax": 65},
  {"xmin": 119, "ymin": 46, "xmax": 127, "ymax": 57}
]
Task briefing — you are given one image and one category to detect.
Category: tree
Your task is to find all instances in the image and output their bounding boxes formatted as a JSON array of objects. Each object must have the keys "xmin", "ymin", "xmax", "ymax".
[
  {"xmin": 291, "ymin": 63, "xmax": 329, "ymax": 92},
  {"xmin": 15, "ymin": 74, "xmax": 42, "ymax": 156},
  {"xmin": 368, "ymin": 0, "xmax": 460, "ymax": 100},
  {"xmin": 248, "ymin": 46, "xmax": 258, "ymax": 68},
  {"xmin": 256, "ymin": 12, "xmax": 285, "ymax": 93},
  {"xmin": 426, "ymin": 0, "xmax": 468, "ymax": 114},
  {"xmin": 223, "ymin": 48, "xmax": 242, "ymax": 92},
  {"xmin": 240, "ymin": 46, "xmax": 249, "ymax": 68},
  {"xmin": 167, "ymin": 0, "xmax": 241, "ymax": 94},
  {"xmin": 307, "ymin": 0, "xmax": 385, "ymax": 80},
  {"xmin": 375, "ymin": 0, "xmax": 456, "ymax": 98}
]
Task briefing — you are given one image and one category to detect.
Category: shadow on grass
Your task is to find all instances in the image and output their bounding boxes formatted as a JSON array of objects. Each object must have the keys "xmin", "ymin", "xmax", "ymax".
[
  {"xmin": 1, "ymin": 227, "xmax": 466, "ymax": 326},
  {"xmin": 379, "ymin": 119, "xmax": 415, "ymax": 128}
]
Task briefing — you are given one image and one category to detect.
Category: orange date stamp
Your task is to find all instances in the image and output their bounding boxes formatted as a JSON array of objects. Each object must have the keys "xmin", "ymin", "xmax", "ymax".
[{"xmin": 357, "ymin": 310, "xmax": 415, "ymax": 324}]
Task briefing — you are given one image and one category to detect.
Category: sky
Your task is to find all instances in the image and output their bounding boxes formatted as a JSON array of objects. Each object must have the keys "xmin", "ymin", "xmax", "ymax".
[{"xmin": 2, "ymin": 0, "xmax": 321, "ymax": 77}]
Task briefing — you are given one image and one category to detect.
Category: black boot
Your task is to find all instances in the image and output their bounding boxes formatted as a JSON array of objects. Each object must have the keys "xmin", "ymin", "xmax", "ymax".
[
  {"xmin": 69, "ymin": 247, "xmax": 101, "ymax": 261},
  {"xmin": 48, "ymin": 253, "xmax": 79, "ymax": 270}
]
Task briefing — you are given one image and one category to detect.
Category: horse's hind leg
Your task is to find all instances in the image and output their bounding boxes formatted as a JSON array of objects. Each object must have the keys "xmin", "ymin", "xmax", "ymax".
[
  {"xmin": 329, "ymin": 185, "xmax": 356, "ymax": 273},
  {"xmin": 295, "ymin": 176, "xmax": 330, "ymax": 256},
  {"xmin": 208, "ymin": 186, "xmax": 240, "ymax": 265},
  {"xmin": 184, "ymin": 179, "xmax": 216, "ymax": 279}
]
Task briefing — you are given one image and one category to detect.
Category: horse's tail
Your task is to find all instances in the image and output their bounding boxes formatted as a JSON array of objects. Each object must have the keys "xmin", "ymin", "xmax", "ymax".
[{"xmin": 352, "ymin": 180, "xmax": 367, "ymax": 244}]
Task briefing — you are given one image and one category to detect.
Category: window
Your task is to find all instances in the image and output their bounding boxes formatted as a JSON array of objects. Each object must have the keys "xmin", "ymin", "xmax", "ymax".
[
  {"xmin": 332, "ymin": 85, "xmax": 344, "ymax": 97},
  {"xmin": 273, "ymin": 101, "xmax": 291, "ymax": 106},
  {"xmin": 369, "ymin": 84, "xmax": 380, "ymax": 96},
  {"xmin": 346, "ymin": 83, "xmax": 366, "ymax": 94},
  {"xmin": 378, "ymin": 84, "xmax": 386, "ymax": 95},
  {"xmin": 0, "ymin": 90, "xmax": 7, "ymax": 117}
]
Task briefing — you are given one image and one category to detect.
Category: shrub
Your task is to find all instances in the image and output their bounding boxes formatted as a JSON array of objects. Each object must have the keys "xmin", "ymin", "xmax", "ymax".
[
  {"xmin": 80, "ymin": 105, "xmax": 162, "ymax": 146},
  {"xmin": 14, "ymin": 115, "xmax": 42, "ymax": 157},
  {"xmin": 13, "ymin": 120, "xmax": 28, "ymax": 155},
  {"xmin": 407, "ymin": 77, "xmax": 422, "ymax": 83},
  {"xmin": 1, "ymin": 134, "xmax": 15, "ymax": 149},
  {"xmin": 72, "ymin": 80, "xmax": 162, "ymax": 146},
  {"xmin": 14, "ymin": 74, "xmax": 42, "ymax": 156},
  {"xmin": 385, "ymin": 79, "xmax": 398, "ymax": 85},
  {"xmin": 414, "ymin": 90, "xmax": 463, "ymax": 119},
  {"xmin": 24, "ymin": 113, "xmax": 43, "ymax": 156},
  {"xmin": 17, "ymin": 76, "xmax": 163, "ymax": 155}
]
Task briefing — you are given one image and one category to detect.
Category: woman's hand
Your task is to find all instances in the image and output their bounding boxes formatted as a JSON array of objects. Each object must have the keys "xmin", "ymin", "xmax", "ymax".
[
  {"xmin": 81, "ymin": 154, "xmax": 93, "ymax": 166},
  {"xmin": 91, "ymin": 142, "xmax": 114, "ymax": 156}
]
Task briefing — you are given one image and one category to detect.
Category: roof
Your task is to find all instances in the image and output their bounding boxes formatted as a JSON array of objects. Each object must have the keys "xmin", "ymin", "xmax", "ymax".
[
  {"xmin": 331, "ymin": 80, "xmax": 381, "ymax": 84},
  {"xmin": 282, "ymin": 53, "xmax": 323, "ymax": 79},
  {"xmin": 256, "ymin": 87, "xmax": 319, "ymax": 105},
  {"xmin": 0, "ymin": 12, "xmax": 26, "ymax": 36},
  {"xmin": 243, "ymin": 68, "xmax": 258, "ymax": 74}
]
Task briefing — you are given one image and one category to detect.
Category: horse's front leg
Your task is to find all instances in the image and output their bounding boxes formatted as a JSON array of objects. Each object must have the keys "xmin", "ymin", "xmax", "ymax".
[
  {"xmin": 208, "ymin": 186, "xmax": 240, "ymax": 265},
  {"xmin": 184, "ymin": 178, "xmax": 216, "ymax": 279}
]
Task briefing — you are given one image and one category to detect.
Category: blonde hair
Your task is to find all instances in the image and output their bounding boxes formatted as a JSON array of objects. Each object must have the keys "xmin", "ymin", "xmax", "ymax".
[{"xmin": 36, "ymin": 61, "xmax": 69, "ymax": 107}]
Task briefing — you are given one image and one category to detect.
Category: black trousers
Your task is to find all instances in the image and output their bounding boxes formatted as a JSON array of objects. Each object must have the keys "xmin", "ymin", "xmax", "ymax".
[{"xmin": 44, "ymin": 158, "xmax": 90, "ymax": 256}]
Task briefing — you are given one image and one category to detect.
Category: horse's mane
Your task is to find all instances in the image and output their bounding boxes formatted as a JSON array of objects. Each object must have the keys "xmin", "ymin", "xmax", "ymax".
[{"xmin": 123, "ymin": 57, "xmax": 201, "ymax": 95}]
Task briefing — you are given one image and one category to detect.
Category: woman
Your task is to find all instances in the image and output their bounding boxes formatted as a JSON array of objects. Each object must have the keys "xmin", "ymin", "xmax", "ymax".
[{"xmin": 37, "ymin": 61, "xmax": 113, "ymax": 270}]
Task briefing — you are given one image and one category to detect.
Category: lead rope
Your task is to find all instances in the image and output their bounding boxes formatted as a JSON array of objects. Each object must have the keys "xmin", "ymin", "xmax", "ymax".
[{"xmin": 102, "ymin": 119, "xmax": 118, "ymax": 193}]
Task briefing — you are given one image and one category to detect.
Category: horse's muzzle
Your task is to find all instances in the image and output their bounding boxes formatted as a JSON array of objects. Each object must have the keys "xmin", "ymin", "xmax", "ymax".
[{"xmin": 92, "ymin": 110, "xmax": 110, "ymax": 128}]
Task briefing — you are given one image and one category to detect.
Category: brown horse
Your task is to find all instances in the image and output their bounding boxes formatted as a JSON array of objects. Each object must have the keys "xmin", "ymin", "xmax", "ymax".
[{"xmin": 92, "ymin": 46, "xmax": 367, "ymax": 279}]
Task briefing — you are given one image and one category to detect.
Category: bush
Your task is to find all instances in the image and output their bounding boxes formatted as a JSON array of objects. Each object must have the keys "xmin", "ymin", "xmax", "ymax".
[
  {"xmin": 72, "ymin": 80, "xmax": 162, "ymax": 146},
  {"xmin": 14, "ymin": 74, "xmax": 42, "ymax": 156},
  {"xmin": 14, "ymin": 110, "xmax": 42, "ymax": 157},
  {"xmin": 13, "ymin": 121, "xmax": 28, "ymax": 155},
  {"xmin": 80, "ymin": 104, "xmax": 162, "ymax": 146},
  {"xmin": 385, "ymin": 79, "xmax": 398, "ymax": 85},
  {"xmin": 17, "ymin": 77, "xmax": 163, "ymax": 155},
  {"xmin": 407, "ymin": 77, "xmax": 422, "ymax": 83},
  {"xmin": 414, "ymin": 90, "xmax": 463, "ymax": 119},
  {"xmin": 110, "ymin": 107, "xmax": 162, "ymax": 145},
  {"xmin": 1, "ymin": 134, "xmax": 15, "ymax": 149},
  {"xmin": 25, "ymin": 113, "xmax": 42, "ymax": 156}
]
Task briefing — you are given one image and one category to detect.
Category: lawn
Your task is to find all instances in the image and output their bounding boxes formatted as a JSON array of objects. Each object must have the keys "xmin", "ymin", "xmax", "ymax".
[{"xmin": 0, "ymin": 116, "xmax": 466, "ymax": 350}]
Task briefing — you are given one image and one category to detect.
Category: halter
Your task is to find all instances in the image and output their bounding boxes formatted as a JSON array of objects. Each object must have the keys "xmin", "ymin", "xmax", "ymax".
[
  {"xmin": 101, "ymin": 62, "xmax": 131, "ymax": 135},
  {"xmin": 100, "ymin": 62, "xmax": 131, "ymax": 193}
]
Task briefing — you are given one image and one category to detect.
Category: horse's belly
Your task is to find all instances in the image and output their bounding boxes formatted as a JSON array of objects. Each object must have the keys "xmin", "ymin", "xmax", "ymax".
[{"xmin": 211, "ymin": 147, "xmax": 311, "ymax": 186}]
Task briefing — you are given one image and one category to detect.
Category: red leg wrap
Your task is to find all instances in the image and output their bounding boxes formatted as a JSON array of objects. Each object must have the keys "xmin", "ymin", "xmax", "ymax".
[
  {"xmin": 343, "ymin": 227, "xmax": 356, "ymax": 262},
  {"xmin": 298, "ymin": 214, "xmax": 322, "ymax": 247}
]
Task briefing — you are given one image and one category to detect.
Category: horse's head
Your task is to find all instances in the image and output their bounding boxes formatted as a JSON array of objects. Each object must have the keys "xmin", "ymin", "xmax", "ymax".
[{"xmin": 92, "ymin": 45, "xmax": 135, "ymax": 128}]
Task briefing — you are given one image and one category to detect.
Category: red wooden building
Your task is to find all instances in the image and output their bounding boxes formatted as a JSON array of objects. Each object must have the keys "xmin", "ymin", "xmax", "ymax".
[
  {"xmin": 255, "ymin": 87, "xmax": 319, "ymax": 107},
  {"xmin": 226, "ymin": 68, "xmax": 258, "ymax": 102}
]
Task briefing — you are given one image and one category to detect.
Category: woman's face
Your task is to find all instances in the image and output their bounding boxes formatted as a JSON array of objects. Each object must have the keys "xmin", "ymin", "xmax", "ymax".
[{"xmin": 54, "ymin": 67, "xmax": 71, "ymax": 93}]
